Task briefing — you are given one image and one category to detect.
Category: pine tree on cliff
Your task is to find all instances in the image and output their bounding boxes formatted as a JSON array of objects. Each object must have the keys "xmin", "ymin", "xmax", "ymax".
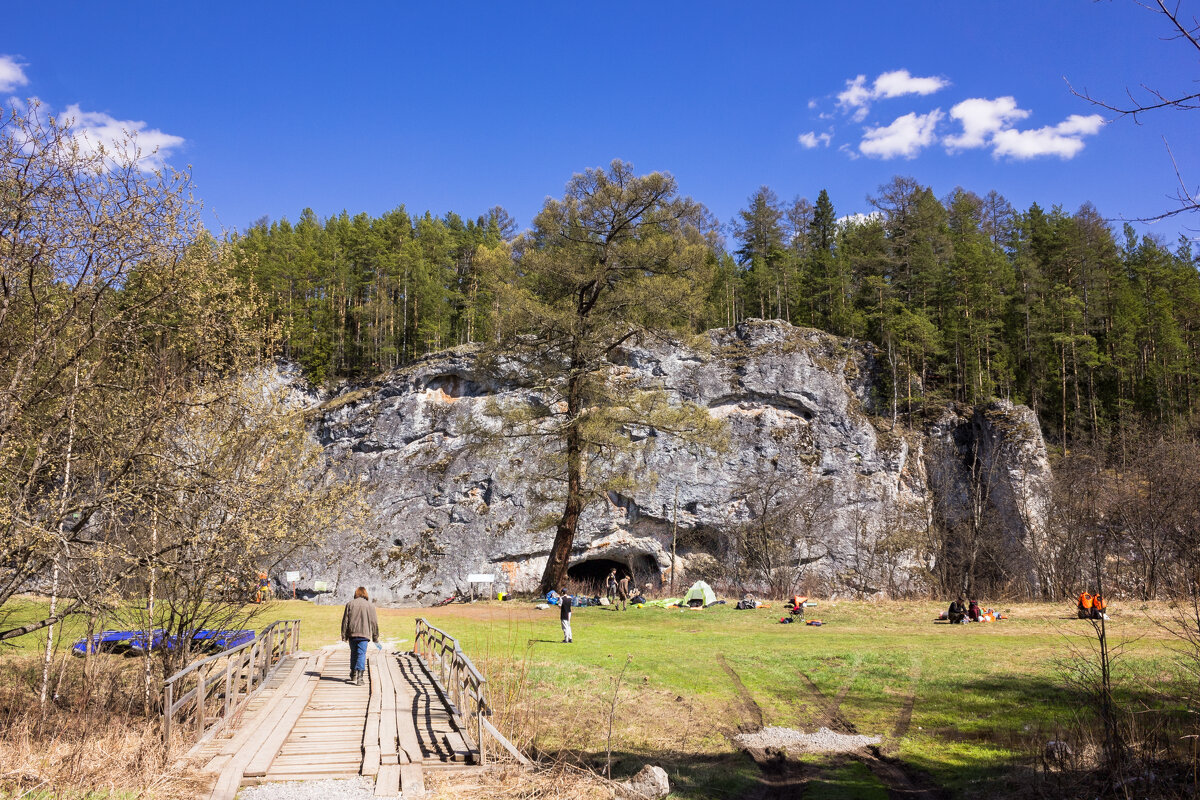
[{"xmin": 479, "ymin": 160, "xmax": 724, "ymax": 594}]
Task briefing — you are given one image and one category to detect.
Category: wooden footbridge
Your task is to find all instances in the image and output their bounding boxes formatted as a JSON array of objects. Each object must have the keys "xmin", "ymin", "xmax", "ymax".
[{"xmin": 165, "ymin": 618, "xmax": 528, "ymax": 799}]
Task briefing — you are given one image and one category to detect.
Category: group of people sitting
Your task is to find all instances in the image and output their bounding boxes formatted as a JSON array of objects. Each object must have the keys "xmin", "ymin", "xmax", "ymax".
[
  {"xmin": 946, "ymin": 597, "xmax": 999, "ymax": 623},
  {"xmin": 1077, "ymin": 591, "xmax": 1109, "ymax": 619}
]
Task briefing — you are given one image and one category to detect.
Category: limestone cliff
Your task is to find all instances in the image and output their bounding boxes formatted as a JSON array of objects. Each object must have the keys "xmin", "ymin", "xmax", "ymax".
[{"xmin": 291, "ymin": 320, "xmax": 1053, "ymax": 604}]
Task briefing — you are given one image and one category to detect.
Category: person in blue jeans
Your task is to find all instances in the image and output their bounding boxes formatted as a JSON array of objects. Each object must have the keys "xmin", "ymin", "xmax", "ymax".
[{"xmin": 341, "ymin": 586, "xmax": 379, "ymax": 685}]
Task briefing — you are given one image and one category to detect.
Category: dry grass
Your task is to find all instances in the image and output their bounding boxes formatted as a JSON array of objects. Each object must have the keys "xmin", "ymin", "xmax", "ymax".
[
  {"xmin": 0, "ymin": 653, "xmax": 202, "ymax": 799},
  {"xmin": 424, "ymin": 761, "xmax": 617, "ymax": 800}
]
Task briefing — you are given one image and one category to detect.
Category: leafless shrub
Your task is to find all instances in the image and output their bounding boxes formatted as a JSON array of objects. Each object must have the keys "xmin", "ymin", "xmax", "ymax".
[{"xmin": 0, "ymin": 653, "xmax": 201, "ymax": 798}]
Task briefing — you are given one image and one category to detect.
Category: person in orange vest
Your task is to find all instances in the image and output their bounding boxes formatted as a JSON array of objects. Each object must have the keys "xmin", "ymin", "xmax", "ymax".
[
  {"xmin": 254, "ymin": 571, "xmax": 270, "ymax": 603},
  {"xmin": 1077, "ymin": 592, "xmax": 1093, "ymax": 619},
  {"xmin": 1091, "ymin": 593, "xmax": 1108, "ymax": 619}
]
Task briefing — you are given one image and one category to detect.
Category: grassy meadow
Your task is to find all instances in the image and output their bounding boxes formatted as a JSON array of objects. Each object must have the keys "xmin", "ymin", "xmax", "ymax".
[{"xmin": 0, "ymin": 595, "xmax": 1190, "ymax": 799}]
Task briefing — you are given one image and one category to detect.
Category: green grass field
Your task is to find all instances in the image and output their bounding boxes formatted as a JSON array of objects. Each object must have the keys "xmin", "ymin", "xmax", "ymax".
[{"xmin": 1, "ymin": 596, "xmax": 1187, "ymax": 799}]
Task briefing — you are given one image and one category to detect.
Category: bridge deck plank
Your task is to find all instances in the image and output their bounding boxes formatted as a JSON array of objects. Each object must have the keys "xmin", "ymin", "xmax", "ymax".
[{"xmin": 204, "ymin": 639, "xmax": 491, "ymax": 798}]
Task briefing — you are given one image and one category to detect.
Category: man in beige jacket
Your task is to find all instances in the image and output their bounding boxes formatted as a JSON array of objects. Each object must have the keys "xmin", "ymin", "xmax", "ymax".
[{"xmin": 341, "ymin": 586, "xmax": 379, "ymax": 685}]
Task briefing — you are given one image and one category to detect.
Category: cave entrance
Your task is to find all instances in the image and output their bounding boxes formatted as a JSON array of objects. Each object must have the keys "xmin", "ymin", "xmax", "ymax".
[
  {"xmin": 566, "ymin": 558, "xmax": 628, "ymax": 592},
  {"xmin": 629, "ymin": 554, "xmax": 661, "ymax": 590}
]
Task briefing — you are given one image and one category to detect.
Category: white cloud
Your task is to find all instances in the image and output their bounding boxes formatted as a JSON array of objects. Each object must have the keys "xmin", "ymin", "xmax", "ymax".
[
  {"xmin": 945, "ymin": 96, "xmax": 1030, "ymax": 150},
  {"xmin": 943, "ymin": 97, "xmax": 1104, "ymax": 159},
  {"xmin": 816, "ymin": 72, "xmax": 1106, "ymax": 162},
  {"xmin": 0, "ymin": 55, "xmax": 29, "ymax": 93},
  {"xmin": 859, "ymin": 109, "xmax": 943, "ymax": 159},
  {"xmin": 837, "ymin": 75, "xmax": 872, "ymax": 112},
  {"xmin": 807, "ymin": 99, "xmax": 818, "ymax": 110},
  {"xmin": 798, "ymin": 131, "xmax": 832, "ymax": 149},
  {"xmin": 873, "ymin": 69, "xmax": 949, "ymax": 99},
  {"xmin": 60, "ymin": 104, "xmax": 185, "ymax": 170},
  {"xmin": 836, "ymin": 69, "xmax": 948, "ymax": 119},
  {"xmin": 991, "ymin": 114, "xmax": 1105, "ymax": 159},
  {"xmin": 838, "ymin": 211, "xmax": 882, "ymax": 227}
]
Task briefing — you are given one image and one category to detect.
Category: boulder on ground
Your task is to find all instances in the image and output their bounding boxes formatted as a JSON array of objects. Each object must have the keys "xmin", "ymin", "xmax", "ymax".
[
  {"xmin": 619, "ymin": 764, "xmax": 670, "ymax": 799},
  {"xmin": 1044, "ymin": 740, "xmax": 1072, "ymax": 762}
]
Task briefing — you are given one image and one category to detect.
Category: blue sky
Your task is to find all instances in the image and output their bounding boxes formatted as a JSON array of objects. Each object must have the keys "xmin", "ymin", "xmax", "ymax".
[{"xmin": 5, "ymin": 2, "xmax": 1197, "ymax": 243}]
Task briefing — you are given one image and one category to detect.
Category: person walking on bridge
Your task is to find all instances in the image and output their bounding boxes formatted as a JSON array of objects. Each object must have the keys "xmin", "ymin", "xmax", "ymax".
[{"xmin": 341, "ymin": 586, "xmax": 379, "ymax": 685}]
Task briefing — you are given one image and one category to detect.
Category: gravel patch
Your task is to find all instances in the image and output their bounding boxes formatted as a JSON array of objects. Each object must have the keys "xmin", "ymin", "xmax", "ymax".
[
  {"xmin": 735, "ymin": 726, "xmax": 881, "ymax": 753},
  {"xmin": 238, "ymin": 777, "xmax": 376, "ymax": 800}
]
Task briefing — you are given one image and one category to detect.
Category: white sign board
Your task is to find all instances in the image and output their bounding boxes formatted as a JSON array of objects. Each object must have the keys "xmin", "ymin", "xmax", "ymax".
[
  {"xmin": 285, "ymin": 571, "xmax": 300, "ymax": 583},
  {"xmin": 467, "ymin": 573, "xmax": 495, "ymax": 583}
]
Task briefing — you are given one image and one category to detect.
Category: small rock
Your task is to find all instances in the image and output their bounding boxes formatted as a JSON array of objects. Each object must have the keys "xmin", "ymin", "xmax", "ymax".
[
  {"xmin": 535, "ymin": 603, "xmax": 550, "ymax": 610},
  {"xmin": 619, "ymin": 765, "xmax": 670, "ymax": 799},
  {"xmin": 1045, "ymin": 740, "xmax": 1072, "ymax": 761}
]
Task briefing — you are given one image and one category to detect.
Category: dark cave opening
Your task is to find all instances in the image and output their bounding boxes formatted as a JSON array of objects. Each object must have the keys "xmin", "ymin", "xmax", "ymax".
[
  {"xmin": 566, "ymin": 558, "xmax": 629, "ymax": 592},
  {"xmin": 566, "ymin": 555, "xmax": 661, "ymax": 593}
]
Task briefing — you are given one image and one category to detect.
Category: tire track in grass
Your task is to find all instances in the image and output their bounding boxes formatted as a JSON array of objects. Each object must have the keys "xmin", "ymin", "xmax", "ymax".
[
  {"xmin": 716, "ymin": 653, "xmax": 763, "ymax": 732},
  {"xmin": 742, "ymin": 747, "xmax": 807, "ymax": 800},
  {"xmin": 831, "ymin": 665, "xmax": 860, "ymax": 720},
  {"xmin": 887, "ymin": 658, "xmax": 922, "ymax": 752},
  {"xmin": 859, "ymin": 746, "xmax": 947, "ymax": 800},
  {"xmin": 799, "ymin": 663, "xmax": 945, "ymax": 799},
  {"xmin": 718, "ymin": 653, "xmax": 805, "ymax": 800},
  {"xmin": 797, "ymin": 669, "xmax": 858, "ymax": 734}
]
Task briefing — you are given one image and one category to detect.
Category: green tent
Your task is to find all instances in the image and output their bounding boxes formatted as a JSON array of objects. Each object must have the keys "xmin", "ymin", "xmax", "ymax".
[{"xmin": 683, "ymin": 580, "xmax": 717, "ymax": 607}]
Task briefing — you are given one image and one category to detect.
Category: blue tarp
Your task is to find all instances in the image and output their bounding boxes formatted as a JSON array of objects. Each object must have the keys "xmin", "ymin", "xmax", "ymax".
[{"xmin": 71, "ymin": 628, "xmax": 254, "ymax": 656}]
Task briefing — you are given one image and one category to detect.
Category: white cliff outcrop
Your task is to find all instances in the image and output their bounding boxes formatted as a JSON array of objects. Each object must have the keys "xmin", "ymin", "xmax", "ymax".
[{"xmin": 295, "ymin": 320, "xmax": 1052, "ymax": 604}]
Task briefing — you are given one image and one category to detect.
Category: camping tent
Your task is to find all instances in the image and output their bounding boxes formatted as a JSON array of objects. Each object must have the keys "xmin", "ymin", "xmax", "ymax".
[{"xmin": 683, "ymin": 580, "xmax": 717, "ymax": 607}]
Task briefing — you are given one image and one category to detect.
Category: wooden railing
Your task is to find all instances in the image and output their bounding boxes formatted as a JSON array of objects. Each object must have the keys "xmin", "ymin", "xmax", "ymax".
[
  {"xmin": 413, "ymin": 618, "xmax": 528, "ymax": 767},
  {"xmin": 162, "ymin": 618, "xmax": 301, "ymax": 745}
]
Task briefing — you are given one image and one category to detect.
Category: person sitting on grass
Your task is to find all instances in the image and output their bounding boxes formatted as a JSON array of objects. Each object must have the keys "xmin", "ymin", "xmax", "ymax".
[
  {"xmin": 948, "ymin": 596, "xmax": 966, "ymax": 624},
  {"xmin": 968, "ymin": 599, "xmax": 982, "ymax": 622},
  {"xmin": 1077, "ymin": 591, "xmax": 1094, "ymax": 619}
]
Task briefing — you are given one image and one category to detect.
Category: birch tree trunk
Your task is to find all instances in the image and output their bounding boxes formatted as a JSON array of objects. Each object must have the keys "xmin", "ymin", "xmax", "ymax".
[{"xmin": 40, "ymin": 366, "xmax": 78, "ymax": 717}]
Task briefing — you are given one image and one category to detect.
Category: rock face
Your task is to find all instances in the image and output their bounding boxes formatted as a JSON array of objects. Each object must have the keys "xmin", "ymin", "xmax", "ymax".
[
  {"xmin": 925, "ymin": 400, "xmax": 1054, "ymax": 595},
  {"xmin": 293, "ymin": 320, "xmax": 1053, "ymax": 604}
]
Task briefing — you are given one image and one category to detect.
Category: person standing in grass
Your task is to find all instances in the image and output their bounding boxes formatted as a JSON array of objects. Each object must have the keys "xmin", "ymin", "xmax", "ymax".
[
  {"xmin": 606, "ymin": 569, "xmax": 618, "ymax": 605},
  {"xmin": 616, "ymin": 573, "xmax": 630, "ymax": 611},
  {"xmin": 341, "ymin": 586, "xmax": 379, "ymax": 685},
  {"xmin": 560, "ymin": 589, "xmax": 574, "ymax": 643}
]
